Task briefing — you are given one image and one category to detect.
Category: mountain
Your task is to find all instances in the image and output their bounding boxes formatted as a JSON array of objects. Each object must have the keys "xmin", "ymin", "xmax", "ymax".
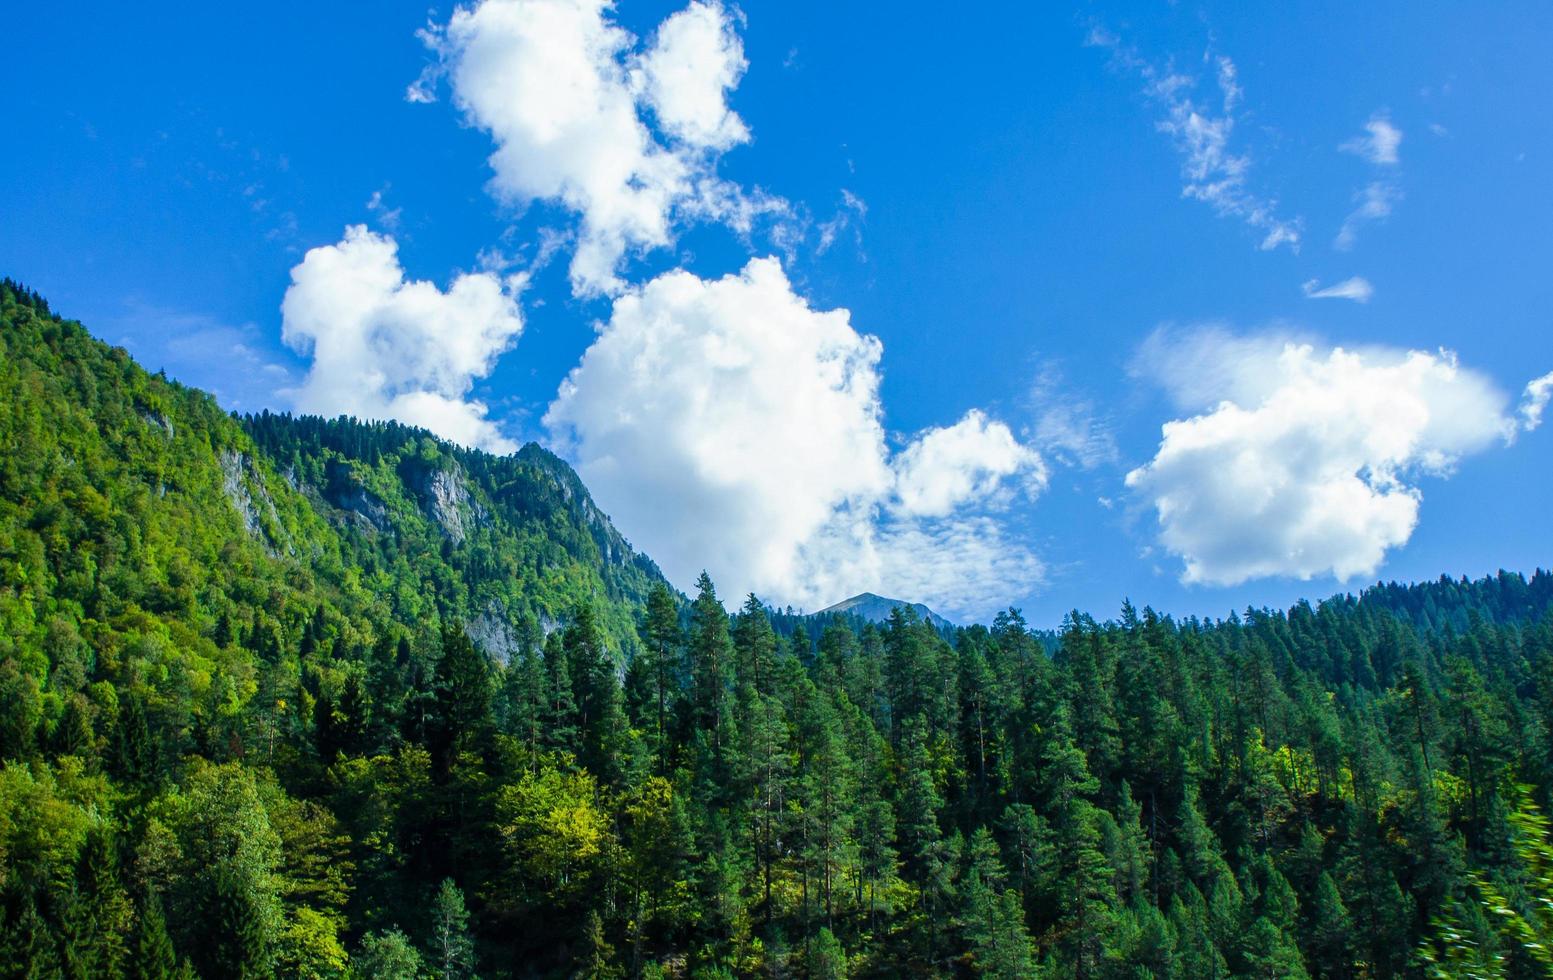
[
  {"xmin": 814, "ymin": 591, "xmax": 954, "ymax": 628},
  {"xmin": 240, "ymin": 411, "xmax": 666, "ymax": 660},
  {"xmin": 0, "ymin": 279, "xmax": 665, "ymax": 666}
]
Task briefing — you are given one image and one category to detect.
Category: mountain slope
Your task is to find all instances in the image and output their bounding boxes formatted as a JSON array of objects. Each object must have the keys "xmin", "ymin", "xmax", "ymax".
[
  {"xmin": 0, "ymin": 279, "xmax": 665, "ymax": 674},
  {"xmin": 241, "ymin": 411, "xmax": 665, "ymax": 659}
]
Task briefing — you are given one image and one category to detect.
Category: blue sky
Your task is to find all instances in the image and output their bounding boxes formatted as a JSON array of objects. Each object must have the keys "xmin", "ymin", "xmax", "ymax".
[{"xmin": 5, "ymin": 0, "xmax": 1551, "ymax": 625}]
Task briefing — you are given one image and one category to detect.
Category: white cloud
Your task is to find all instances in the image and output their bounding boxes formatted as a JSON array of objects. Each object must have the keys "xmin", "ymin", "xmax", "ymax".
[
  {"xmin": 1335, "ymin": 113, "xmax": 1403, "ymax": 250},
  {"xmin": 816, "ymin": 189, "xmax": 867, "ymax": 256},
  {"xmin": 1341, "ymin": 113, "xmax": 1403, "ymax": 165},
  {"xmin": 413, "ymin": 0, "xmax": 782, "ymax": 297},
  {"xmin": 366, "ymin": 186, "xmax": 403, "ymax": 231},
  {"xmin": 1088, "ymin": 30, "xmax": 1301, "ymax": 251},
  {"xmin": 1028, "ymin": 362, "xmax": 1118, "ymax": 469},
  {"xmin": 1302, "ymin": 276, "xmax": 1373, "ymax": 303},
  {"xmin": 631, "ymin": 1, "xmax": 749, "ymax": 150},
  {"xmin": 1127, "ymin": 330, "xmax": 1521, "ymax": 586},
  {"xmin": 1522, "ymin": 371, "xmax": 1553, "ymax": 431},
  {"xmin": 544, "ymin": 257, "xmax": 1043, "ymax": 617},
  {"xmin": 281, "ymin": 225, "xmax": 525, "ymax": 453},
  {"xmin": 893, "ymin": 410, "xmax": 1046, "ymax": 518},
  {"xmin": 1335, "ymin": 181, "xmax": 1400, "ymax": 250}
]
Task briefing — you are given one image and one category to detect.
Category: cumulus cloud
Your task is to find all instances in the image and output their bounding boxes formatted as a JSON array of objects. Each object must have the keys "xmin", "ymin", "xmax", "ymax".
[
  {"xmin": 1522, "ymin": 371, "xmax": 1553, "ymax": 431},
  {"xmin": 1341, "ymin": 113, "xmax": 1403, "ymax": 165},
  {"xmin": 281, "ymin": 225, "xmax": 525, "ymax": 452},
  {"xmin": 1335, "ymin": 181, "xmax": 1400, "ymax": 250},
  {"xmin": 544, "ymin": 257, "xmax": 1043, "ymax": 617},
  {"xmin": 413, "ymin": 0, "xmax": 782, "ymax": 297},
  {"xmin": 631, "ymin": 1, "xmax": 749, "ymax": 150},
  {"xmin": 1127, "ymin": 329, "xmax": 1524, "ymax": 586},
  {"xmin": 1302, "ymin": 276, "xmax": 1374, "ymax": 303},
  {"xmin": 893, "ymin": 410, "xmax": 1046, "ymax": 518},
  {"xmin": 1088, "ymin": 29, "xmax": 1301, "ymax": 251}
]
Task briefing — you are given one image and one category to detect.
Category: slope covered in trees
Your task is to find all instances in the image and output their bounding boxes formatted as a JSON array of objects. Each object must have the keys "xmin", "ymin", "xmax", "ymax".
[{"xmin": 4, "ymin": 280, "xmax": 1553, "ymax": 978}]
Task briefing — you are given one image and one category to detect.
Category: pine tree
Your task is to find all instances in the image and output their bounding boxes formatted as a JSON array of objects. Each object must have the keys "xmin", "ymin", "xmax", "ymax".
[
  {"xmin": 1308, "ymin": 872, "xmax": 1352, "ymax": 978},
  {"xmin": 799, "ymin": 690, "xmax": 857, "ymax": 930},
  {"xmin": 110, "ymin": 694, "xmax": 154, "ymax": 786},
  {"xmin": 499, "ymin": 625, "xmax": 548, "ymax": 764},
  {"xmin": 737, "ymin": 684, "xmax": 791, "ymax": 927},
  {"xmin": 733, "ymin": 594, "xmax": 777, "ymax": 697},
  {"xmin": 960, "ymin": 827, "xmax": 1038, "ymax": 976},
  {"xmin": 578, "ymin": 909, "xmax": 620, "ymax": 979},
  {"xmin": 2, "ymin": 890, "xmax": 62, "ymax": 980},
  {"xmin": 807, "ymin": 927, "xmax": 847, "ymax": 979}
]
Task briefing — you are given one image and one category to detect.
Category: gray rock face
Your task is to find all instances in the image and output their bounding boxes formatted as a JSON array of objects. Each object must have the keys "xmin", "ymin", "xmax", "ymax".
[
  {"xmin": 140, "ymin": 409, "xmax": 174, "ymax": 439},
  {"xmin": 219, "ymin": 448, "xmax": 282, "ymax": 553},
  {"xmin": 466, "ymin": 604, "xmax": 518, "ymax": 665},
  {"xmin": 422, "ymin": 466, "xmax": 485, "ymax": 544},
  {"xmin": 339, "ymin": 487, "xmax": 390, "ymax": 534}
]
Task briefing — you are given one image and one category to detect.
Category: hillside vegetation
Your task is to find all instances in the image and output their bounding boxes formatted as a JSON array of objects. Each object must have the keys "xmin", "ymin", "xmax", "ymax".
[{"xmin": 4, "ymin": 280, "xmax": 1553, "ymax": 978}]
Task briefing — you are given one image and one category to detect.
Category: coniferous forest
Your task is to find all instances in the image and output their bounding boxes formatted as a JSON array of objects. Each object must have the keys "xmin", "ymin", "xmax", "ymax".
[{"xmin": 7, "ymin": 278, "xmax": 1553, "ymax": 979}]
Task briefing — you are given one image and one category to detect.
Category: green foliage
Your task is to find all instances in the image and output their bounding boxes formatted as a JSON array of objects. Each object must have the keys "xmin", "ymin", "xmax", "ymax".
[
  {"xmin": 130, "ymin": 891, "xmax": 177, "ymax": 980},
  {"xmin": 8, "ymin": 281, "xmax": 1553, "ymax": 976},
  {"xmin": 430, "ymin": 879, "xmax": 475, "ymax": 980},
  {"xmin": 354, "ymin": 928, "xmax": 424, "ymax": 980}
]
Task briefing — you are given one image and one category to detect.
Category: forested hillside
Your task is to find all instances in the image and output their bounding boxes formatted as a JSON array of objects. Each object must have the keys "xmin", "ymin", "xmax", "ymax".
[{"xmin": 5, "ymin": 280, "xmax": 1553, "ymax": 978}]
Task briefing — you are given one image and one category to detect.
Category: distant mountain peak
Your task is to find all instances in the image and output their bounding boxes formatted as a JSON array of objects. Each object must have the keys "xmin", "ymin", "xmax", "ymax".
[{"xmin": 815, "ymin": 592, "xmax": 953, "ymax": 628}]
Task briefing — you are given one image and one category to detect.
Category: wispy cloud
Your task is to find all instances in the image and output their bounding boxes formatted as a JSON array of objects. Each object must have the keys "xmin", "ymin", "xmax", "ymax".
[
  {"xmin": 1087, "ymin": 27, "xmax": 1301, "ymax": 251},
  {"xmin": 1302, "ymin": 276, "xmax": 1373, "ymax": 303},
  {"xmin": 1335, "ymin": 111, "xmax": 1403, "ymax": 250},
  {"xmin": 1340, "ymin": 113, "xmax": 1403, "ymax": 165},
  {"xmin": 105, "ymin": 302, "xmax": 295, "ymax": 412},
  {"xmin": 1335, "ymin": 181, "xmax": 1400, "ymax": 251},
  {"xmin": 816, "ymin": 189, "xmax": 867, "ymax": 256},
  {"xmin": 1027, "ymin": 362, "xmax": 1117, "ymax": 469},
  {"xmin": 1522, "ymin": 371, "xmax": 1553, "ymax": 432},
  {"xmin": 366, "ymin": 185, "xmax": 403, "ymax": 232}
]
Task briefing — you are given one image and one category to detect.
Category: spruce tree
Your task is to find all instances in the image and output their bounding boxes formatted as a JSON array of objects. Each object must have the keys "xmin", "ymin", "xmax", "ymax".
[
  {"xmin": 205, "ymin": 863, "xmax": 271, "ymax": 980},
  {"xmin": 689, "ymin": 572, "xmax": 734, "ymax": 752},
  {"xmin": 429, "ymin": 626, "xmax": 492, "ymax": 777},
  {"xmin": 543, "ymin": 630, "xmax": 578, "ymax": 753},
  {"xmin": 641, "ymin": 583, "xmax": 682, "ymax": 772}
]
